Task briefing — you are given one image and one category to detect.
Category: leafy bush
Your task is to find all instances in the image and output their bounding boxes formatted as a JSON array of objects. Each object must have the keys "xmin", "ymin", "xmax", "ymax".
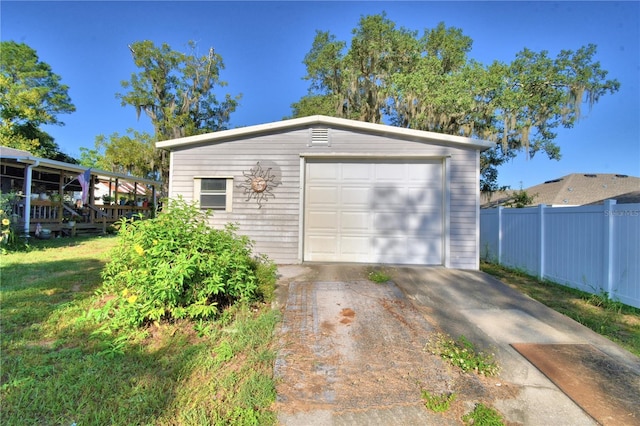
[
  {"xmin": 98, "ymin": 198, "xmax": 275, "ymax": 329},
  {"xmin": 0, "ymin": 192, "xmax": 28, "ymax": 253}
]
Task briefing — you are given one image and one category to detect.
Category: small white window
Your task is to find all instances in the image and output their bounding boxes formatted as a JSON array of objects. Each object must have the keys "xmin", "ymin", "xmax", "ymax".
[{"xmin": 194, "ymin": 177, "xmax": 233, "ymax": 211}]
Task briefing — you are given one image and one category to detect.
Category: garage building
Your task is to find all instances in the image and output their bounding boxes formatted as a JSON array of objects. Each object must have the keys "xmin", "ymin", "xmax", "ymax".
[{"xmin": 157, "ymin": 115, "xmax": 493, "ymax": 269}]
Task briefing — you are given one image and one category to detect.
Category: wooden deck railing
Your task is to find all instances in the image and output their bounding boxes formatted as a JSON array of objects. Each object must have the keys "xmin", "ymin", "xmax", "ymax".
[{"xmin": 11, "ymin": 200, "xmax": 152, "ymax": 233}]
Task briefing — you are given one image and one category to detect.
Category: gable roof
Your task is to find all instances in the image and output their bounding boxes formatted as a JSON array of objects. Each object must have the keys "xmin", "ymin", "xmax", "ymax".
[
  {"xmin": 526, "ymin": 173, "xmax": 640, "ymax": 206},
  {"xmin": 156, "ymin": 115, "xmax": 494, "ymax": 151}
]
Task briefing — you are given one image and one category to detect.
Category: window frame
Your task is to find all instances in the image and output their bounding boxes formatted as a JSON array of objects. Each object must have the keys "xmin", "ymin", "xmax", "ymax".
[{"xmin": 193, "ymin": 177, "xmax": 233, "ymax": 212}]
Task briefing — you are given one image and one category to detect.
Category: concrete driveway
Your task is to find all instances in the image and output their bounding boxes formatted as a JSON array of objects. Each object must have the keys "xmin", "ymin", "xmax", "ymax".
[{"xmin": 273, "ymin": 264, "xmax": 640, "ymax": 425}]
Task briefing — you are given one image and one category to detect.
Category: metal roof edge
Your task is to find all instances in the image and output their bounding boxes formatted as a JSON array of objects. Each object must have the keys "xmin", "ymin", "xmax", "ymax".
[
  {"xmin": 1, "ymin": 154, "xmax": 161, "ymax": 185},
  {"xmin": 156, "ymin": 115, "xmax": 495, "ymax": 151}
]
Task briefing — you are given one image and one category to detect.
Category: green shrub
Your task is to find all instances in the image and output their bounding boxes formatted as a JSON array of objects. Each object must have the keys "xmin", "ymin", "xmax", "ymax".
[
  {"xmin": 0, "ymin": 192, "xmax": 28, "ymax": 253},
  {"xmin": 97, "ymin": 198, "xmax": 274, "ymax": 329},
  {"xmin": 253, "ymin": 255, "xmax": 278, "ymax": 302}
]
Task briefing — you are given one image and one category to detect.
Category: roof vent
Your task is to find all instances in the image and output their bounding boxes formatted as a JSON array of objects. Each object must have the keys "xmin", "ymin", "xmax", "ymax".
[
  {"xmin": 309, "ymin": 127, "xmax": 330, "ymax": 146},
  {"xmin": 584, "ymin": 174, "xmax": 597, "ymax": 177}
]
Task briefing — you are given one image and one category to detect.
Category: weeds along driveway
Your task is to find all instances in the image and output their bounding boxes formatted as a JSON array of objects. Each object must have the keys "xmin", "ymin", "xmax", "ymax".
[
  {"xmin": 271, "ymin": 264, "xmax": 640, "ymax": 425},
  {"xmin": 273, "ymin": 264, "xmax": 526, "ymax": 425}
]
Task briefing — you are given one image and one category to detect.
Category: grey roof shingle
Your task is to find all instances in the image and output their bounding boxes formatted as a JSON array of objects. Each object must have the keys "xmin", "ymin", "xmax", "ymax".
[
  {"xmin": 481, "ymin": 173, "xmax": 640, "ymax": 208},
  {"xmin": 527, "ymin": 173, "xmax": 640, "ymax": 206}
]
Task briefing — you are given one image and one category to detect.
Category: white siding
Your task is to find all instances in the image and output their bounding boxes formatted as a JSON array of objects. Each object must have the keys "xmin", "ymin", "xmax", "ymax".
[{"xmin": 169, "ymin": 127, "xmax": 481, "ymax": 268}]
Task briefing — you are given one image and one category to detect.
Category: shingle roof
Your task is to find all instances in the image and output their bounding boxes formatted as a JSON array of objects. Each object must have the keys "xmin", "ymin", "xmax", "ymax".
[
  {"xmin": 525, "ymin": 173, "xmax": 640, "ymax": 206},
  {"xmin": 480, "ymin": 190, "xmax": 515, "ymax": 208},
  {"xmin": 588, "ymin": 190, "xmax": 640, "ymax": 205}
]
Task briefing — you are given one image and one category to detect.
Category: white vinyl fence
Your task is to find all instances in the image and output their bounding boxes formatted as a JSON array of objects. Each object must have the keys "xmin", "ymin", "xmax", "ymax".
[{"xmin": 480, "ymin": 200, "xmax": 640, "ymax": 308}]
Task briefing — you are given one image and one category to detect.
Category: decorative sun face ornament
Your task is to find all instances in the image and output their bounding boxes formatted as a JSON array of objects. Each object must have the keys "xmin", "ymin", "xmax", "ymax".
[{"xmin": 240, "ymin": 162, "xmax": 277, "ymax": 208}]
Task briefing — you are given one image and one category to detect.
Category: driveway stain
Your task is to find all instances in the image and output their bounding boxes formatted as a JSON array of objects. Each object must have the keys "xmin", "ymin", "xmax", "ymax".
[{"xmin": 274, "ymin": 276, "xmax": 516, "ymax": 425}]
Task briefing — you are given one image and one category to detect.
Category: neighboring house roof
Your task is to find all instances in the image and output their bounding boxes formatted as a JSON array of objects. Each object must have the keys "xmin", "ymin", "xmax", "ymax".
[
  {"xmin": 528, "ymin": 173, "xmax": 640, "ymax": 206},
  {"xmin": 588, "ymin": 190, "xmax": 640, "ymax": 205},
  {"xmin": 480, "ymin": 189, "xmax": 515, "ymax": 208},
  {"xmin": 156, "ymin": 115, "xmax": 495, "ymax": 151},
  {"xmin": 482, "ymin": 173, "xmax": 640, "ymax": 208}
]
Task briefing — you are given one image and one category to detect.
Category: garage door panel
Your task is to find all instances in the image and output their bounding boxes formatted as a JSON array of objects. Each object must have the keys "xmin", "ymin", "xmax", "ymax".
[
  {"xmin": 374, "ymin": 163, "xmax": 407, "ymax": 181},
  {"xmin": 371, "ymin": 236, "xmax": 408, "ymax": 261},
  {"xmin": 307, "ymin": 186, "xmax": 339, "ymax": 204},
  {"xmin": 341, "ymin": 163, "xmax": 371, "ymax": 180},
  {"xmin": 407, "ymin": 187, "xmax": 442, "ymax": 206},
  {"xmin": 373, "ymin": 212, "xmax": 407, "ymax": 231},
  {"xmin": 408, "ymin": 162, "xmax": 441, "ymax": 180},
  {"xmin": 306, "ymin": 235, "xmax": 338, "ymax": 259},
  {"xmin": 307, "ymin": 211, "xmax": 338, "ymax": 230},
  {"xmin": 307, "ymin": 162, "xmax": 339, "ymax": 180},
  {"xmin": 341, "ymin": 187, "xmax": 370, "ymax": 206},
  {"xmin": 341, "ymin": 212, "xmax": 369, "ymax": 231},
  {"xmin": 401, "ymin": 237, "xmax": 442, "ymax": 264},
  {"xmin": 372, "ymin": 237, "xmax": 442, "ymax": 264},
  {"xmin": 304, "ymin": 159, "xmax": 444, "ymax": 265},
  {"xmin": 407, "ymin": 213, "xmax": 442, "ymax": 233},
  {"xmin": 341, "ymin": 236, "xmax": 370, "ymax": 257},
  {"xmin": 371, "ymin": 186, "xmax": 409, "ymax": 209}
]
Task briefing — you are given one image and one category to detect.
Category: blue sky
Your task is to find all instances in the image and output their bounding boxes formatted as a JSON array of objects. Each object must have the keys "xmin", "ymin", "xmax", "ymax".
[{"xmin": 2, "ymin": 1, "xmax": 638, "ymax": 189}]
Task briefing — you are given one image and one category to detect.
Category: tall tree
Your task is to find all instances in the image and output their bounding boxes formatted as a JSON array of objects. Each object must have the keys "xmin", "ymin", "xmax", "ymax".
[
  {"xmin": 79, "ymin": 129, "xmax": 159, "ymax": 180},
  {"xmin": 116, "ymin": 40, "xmax": 241, "ymax": 192},
  {"xmin": 293, "ymin": 15, "xmax": 620, "ymax": 191},
  {"xmin": 293, "ymin": 13, "xmax": 419, "ymax": 123},
  {"xmin": 0, "ymin": 41, "xmax": 76, "ymax": 161}
]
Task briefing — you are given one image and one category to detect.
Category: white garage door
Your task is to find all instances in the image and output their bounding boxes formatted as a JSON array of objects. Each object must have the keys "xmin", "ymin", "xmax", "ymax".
[{"xmin": 304, "ymin": 159, "xmax": 444, "ymax": 265}]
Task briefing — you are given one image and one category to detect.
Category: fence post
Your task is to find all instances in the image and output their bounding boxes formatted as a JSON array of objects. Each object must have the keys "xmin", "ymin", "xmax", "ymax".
[
  {"xmin": 538, "ymin": 204, "xmax": 546, "ymax": 280},
  {"xmin": 603, "ymin": 199, "xmax": 616, "ymax": 296},
  {"xmin": 497, "ymin": 206, "xmax": 503, "ymax": 264}
]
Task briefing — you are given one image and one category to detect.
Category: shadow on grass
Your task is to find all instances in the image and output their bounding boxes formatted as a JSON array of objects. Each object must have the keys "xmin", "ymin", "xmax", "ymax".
[
  {"xmin": 0, "ymin": 251, "xmax": 214, "ymax": 424},
  {"xmin": 1, "ymin": 258, "xmax": 106, "ymax": 334},
  {"xmin": 480, "ymin": 262, "xmax": 640, "ymax": 357},
  {"xmin": 1, "ymin": 319, "xmax": 208, "ymax": 424}
]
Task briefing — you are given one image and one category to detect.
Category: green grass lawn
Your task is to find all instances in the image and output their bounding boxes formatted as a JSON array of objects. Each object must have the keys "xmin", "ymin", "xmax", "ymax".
[
  {"xmin": 481, "ymin": 262, "xmax": 640, "ymax": 357},
  {"xmin": 7, "ymin": 237, "xmax": 636, "ymax": 424},
  {"xmin": 0, "ymin": 236, "xmax": 279, "ymax": 425}
]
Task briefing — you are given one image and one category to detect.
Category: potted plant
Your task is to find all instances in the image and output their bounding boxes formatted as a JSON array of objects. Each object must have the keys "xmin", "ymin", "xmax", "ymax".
[
  {"xmin": 102, "ymin": 195, "xmax": 113, "ymax": 205},
  {"xmin": 50, "ymin": 193, "xmax": 62, "ymax": 204},
  {"xmin": 34, "ymin": 185, "xmax": 48, "ymax": 200}
]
